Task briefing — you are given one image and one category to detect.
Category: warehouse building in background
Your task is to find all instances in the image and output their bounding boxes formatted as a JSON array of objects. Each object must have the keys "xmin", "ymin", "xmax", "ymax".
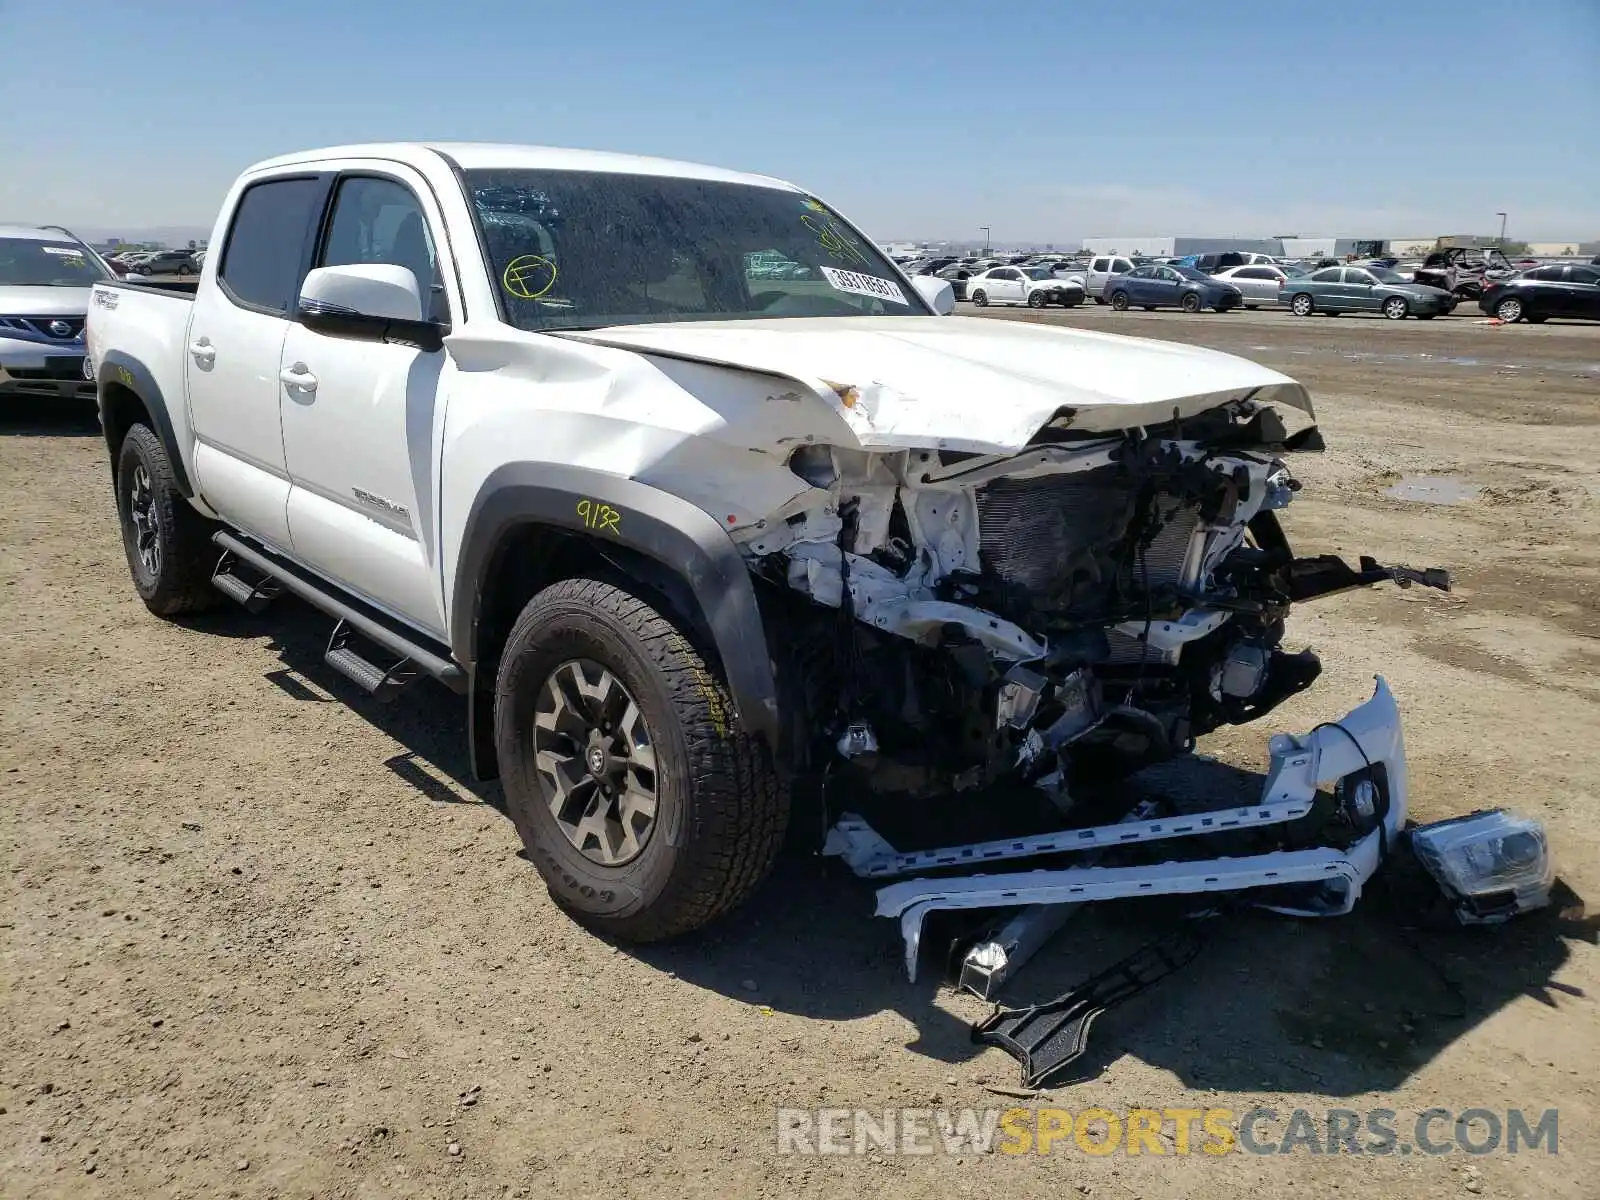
[{"xmin": 1080, "ymin": 236, "xmax": 1283, "ymax": 257}]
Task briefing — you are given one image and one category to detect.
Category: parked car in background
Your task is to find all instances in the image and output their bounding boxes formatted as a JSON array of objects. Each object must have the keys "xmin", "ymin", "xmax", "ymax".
[
  {"xmin": 1282, "ymin": 266, "xmax": 1455, "ymax": 319},
  {"xmin": 1411, "ymin": 247, "xmax": 1515, "ymax": 300},
  {"xmin": 1211, "ymin": 263, "xmax": 1296, "ymax": 308},
  {"xmin": 1479, "ymin": 264, "xmax": 1600, "ymax": 323},
  {"xmin": 1084, "ymin": 255, "xmax": 1138, "ymax": 304},
  {"xmin": 130, "ymin": 250, "xmax": 199, "ymax": 277},
  {"xmin": 967, "ymin": 266, "xmax": 1085, "ymax": 308},
  {"xmin": 0, "ymin": 224, "xmax": 113, "ymax": 400},
  {"xmin": 934, "ymin": 263, "xmax": 977, "ymax": 300},
  {"xmin": 1105, "ymin": 264, "xmax": 1242, "ymax": 313}
]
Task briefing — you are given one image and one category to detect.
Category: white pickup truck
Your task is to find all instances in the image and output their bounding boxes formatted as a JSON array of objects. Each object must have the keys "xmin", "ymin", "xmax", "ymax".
[{"xmin": 87, "ymin": 142, "xmax": 1447, "ymax": 950}]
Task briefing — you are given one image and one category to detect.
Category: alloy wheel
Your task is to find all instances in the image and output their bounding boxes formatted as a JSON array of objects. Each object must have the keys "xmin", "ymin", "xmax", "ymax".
[
  {"xmin": 127, "ymin": 464, "xmax": 161, "ymax": 577},
  {"xmin": 533, "ymin": 659, "xmax": 659, "ymax": 866}
]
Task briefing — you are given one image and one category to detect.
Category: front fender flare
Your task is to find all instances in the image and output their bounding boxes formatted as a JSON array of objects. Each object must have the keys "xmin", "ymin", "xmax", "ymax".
[{"xmin": 451, "ymin": 463, "xmax": 781, "ymax": 749}]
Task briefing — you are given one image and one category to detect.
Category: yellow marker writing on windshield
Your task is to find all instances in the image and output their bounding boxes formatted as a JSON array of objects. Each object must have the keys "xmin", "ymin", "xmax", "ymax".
[{"xmin": 502, "ymin": 254, "xmax": 557, "ymax": 300}]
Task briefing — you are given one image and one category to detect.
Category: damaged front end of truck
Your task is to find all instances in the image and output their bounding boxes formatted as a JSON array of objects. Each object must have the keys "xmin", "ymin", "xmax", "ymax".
[
  {"xmin": 719, "ymin": 371, "xmax": 1451, "ymax": 980},
  {"xmin": 735, "ymin": 395, "xmax": 1444, "ymax": 816}
]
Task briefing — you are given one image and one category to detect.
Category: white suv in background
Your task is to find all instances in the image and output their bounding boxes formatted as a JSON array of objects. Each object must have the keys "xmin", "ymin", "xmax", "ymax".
[
  {"xmin": 1084, "ymin": 255, "xmax": 1137, "ymax": 304},
  {"xmin": 0, "ymin": 225, "xmax": 113, "ymax": 401}
]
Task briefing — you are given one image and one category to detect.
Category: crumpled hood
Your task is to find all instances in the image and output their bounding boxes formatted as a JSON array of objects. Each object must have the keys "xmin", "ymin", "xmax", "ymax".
[
  {"xmin": 0, "ymin": 286, "xmax": 92, "ymax": 317},
  {"xmin": 563, "ymin": 315, "xmax": 1313, "ymax": 453}
]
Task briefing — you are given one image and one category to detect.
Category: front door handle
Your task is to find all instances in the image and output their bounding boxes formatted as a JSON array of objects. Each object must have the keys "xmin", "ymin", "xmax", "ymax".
[
  {"xmin": 188, "ymin": 339, "xmax": 215, "ymax": 366},
  {"xmin": 279, "ymin": 364, "xmax": 318, "ymax": 392}
]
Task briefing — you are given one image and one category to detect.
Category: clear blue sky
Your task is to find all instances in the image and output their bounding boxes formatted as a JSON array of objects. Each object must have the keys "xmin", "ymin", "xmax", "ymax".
[{"xmin": 3, "ymin": 0, "xmax": 1596, "ymax": 244}]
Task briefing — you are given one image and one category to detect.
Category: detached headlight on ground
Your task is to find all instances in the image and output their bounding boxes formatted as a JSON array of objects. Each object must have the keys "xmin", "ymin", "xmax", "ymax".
[{"xmin": 1411, "ymin": 809, "xmax": 1554, "ymax": 924}]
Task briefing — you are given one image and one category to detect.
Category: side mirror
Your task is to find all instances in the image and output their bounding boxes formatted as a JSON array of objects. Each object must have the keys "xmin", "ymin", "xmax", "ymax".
[
  {"xmin": 911, "ymin": 274, "xmax": 956, "ymax": 315},
  {"xmin": 297, "ymin": 264, "xmax": 445, "ymax": 350}
]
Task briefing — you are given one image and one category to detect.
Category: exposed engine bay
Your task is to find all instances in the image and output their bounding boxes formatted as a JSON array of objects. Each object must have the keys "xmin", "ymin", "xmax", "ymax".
[{"xmin": 732, "ymin": 399, "xmax": 1449, "ymax": 807}]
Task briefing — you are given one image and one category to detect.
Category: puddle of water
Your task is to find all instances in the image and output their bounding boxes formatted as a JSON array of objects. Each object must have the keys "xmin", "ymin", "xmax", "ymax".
[{"xmin": 1384, "ymin": 475, "xmax": 1481, "ymax": 505}]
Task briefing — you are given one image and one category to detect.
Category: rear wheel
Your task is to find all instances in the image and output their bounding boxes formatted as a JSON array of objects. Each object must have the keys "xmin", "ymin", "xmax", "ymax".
[
  {"xmin": 115, "ymin": 424, "xmax": 219, "ymax": 616},
  {"xmin": 1109, "ymin": 291, "xmax": 1130, "ymax": 311},
  {"xmin": 1181, "ymin": 292, "xmax": 1202, "ymax": 314},
  {"xmin": 494, "ymin": 579, "xmax": 787, "ymax": 942},
  {"xmin": 971, "ymin": 290, "xmax": 988, "ymax": 307},
  {"xmin": 1495, "ymin": 296, "xmax": 1524, "ymax": 323},
  {"xmin": 1290, "ymin": 293, "xmax": 1315, "ymax": 316},
  {"xmin": 1383, "ymin": 296, "xmax": 1409, "ymax": 320}
]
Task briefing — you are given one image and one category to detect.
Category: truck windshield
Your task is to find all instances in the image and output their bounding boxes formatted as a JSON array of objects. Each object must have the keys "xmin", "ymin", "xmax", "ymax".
[
  {"xmin": 462, "ymin": 168, "xmax": 929, "ymax": 330},
  {"xmin": 0, "ymin": 239, "xmax": 110, "ymax": 286}
]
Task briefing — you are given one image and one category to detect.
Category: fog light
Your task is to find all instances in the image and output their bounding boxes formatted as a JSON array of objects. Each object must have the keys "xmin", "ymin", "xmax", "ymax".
[{"xmin": 1410, "ymin": 809, "xmax": 1553, "ymax": 925}]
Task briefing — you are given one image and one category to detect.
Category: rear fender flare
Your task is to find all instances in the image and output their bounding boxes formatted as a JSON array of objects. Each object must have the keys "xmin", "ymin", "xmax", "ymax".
[
  {"xmin": 451, "ymin": 463, "xmax": 781, "ymax": 750},
  {"xmin": 96, "ymin": 350, "xmax": 193, "ymax": 496}
]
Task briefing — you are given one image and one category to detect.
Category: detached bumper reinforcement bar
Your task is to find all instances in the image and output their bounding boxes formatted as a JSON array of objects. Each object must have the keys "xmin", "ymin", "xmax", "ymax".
[{"xmin": 861, "ymin": 677, "xmax": 1407, "ymax": 981}]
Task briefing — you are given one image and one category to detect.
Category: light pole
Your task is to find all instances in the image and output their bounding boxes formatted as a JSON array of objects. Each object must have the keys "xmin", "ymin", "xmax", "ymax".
[
  {"xmin": 980, "ymin": 225, "xmax": 991, "ymax": 255},
  {"xmin": 1496, "ymin": 212, "xmax": 1508, "ymax": 245}
]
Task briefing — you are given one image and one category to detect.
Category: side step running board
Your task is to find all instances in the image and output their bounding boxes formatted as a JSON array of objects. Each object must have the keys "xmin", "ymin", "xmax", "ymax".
[
  {"xmin": 212, "ymin": 531, "xmax": 466, "ymax": 695},
  {"xmin": 212, "ymin": 549, "xmax": 281, "ymax": 613},
  {"xmin": 325, "ymin": 619, "xmax": 418, "ymax": 702}
]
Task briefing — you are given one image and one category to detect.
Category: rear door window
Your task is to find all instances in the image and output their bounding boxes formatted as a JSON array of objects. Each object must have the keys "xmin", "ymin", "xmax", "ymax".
[{"xmin": 219, "ymin": 177, "xmax": 326, "ymax": 314}]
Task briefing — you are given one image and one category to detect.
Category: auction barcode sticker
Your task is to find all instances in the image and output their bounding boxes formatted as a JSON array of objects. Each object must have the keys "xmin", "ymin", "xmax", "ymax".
[{"xmin": 820, "ymin": 266, "xmax": 909, "ymax": 306}]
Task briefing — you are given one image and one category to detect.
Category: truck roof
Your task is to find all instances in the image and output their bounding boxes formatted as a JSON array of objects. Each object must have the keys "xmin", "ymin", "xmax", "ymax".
[{"xmin": 243, "ymin": 142, "xmax": 802, "ymax": 193}]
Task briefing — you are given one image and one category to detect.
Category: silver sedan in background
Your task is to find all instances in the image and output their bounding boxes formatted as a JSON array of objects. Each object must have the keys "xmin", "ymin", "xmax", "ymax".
[{"xmin": 1211, "ymin": 263, "xmax": 1303, "ymax": 309}]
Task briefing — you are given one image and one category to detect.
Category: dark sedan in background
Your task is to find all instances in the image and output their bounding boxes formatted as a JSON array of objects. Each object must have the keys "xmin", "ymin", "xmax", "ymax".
[
  {"xmin": 1281, "ymin": 266, "xmax": 1455, "ymax": 320},
  {"xmin": 934, "ymin": 262, "xmax": 976, "ymax": 300},
  {"xmin": 1479, "ymin": 264, "xmax": 1600, "ymax": 324},
  {"xmin": 1105, "ymin": 264, "xmax": 1242, "ymax": 313}
]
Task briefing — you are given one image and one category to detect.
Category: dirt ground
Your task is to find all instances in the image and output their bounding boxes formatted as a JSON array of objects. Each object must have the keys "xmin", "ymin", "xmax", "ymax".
[{"xmin": 3, "ymin": 305, "xmax": 1598, "ymax": 1199}]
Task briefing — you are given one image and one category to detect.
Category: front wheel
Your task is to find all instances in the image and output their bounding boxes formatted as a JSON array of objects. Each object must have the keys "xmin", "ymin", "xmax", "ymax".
[
  {"xmin": 1495, "ymin": 296, "xmax": 1524, "ymax": 323},
  {"xmin": 1181, "ymin": 292, "xmax": 1202, "ymax": 313},
  {"xmin": 1382, "ymin": 296, "xmax": 1409, "ymax": 320},
  {"xmin": 1027, "ymin": 291, "xmax": 1047, "ymax": 308},
  {"xmin": 494, "ymin": 579, "xmax": 788, "ymax": 942},
  {"xmin": 115, "ymin": 424, "xmax": 219, "ymax": 616},
  {"xmin": 1290, "ymin": 293, "xmax": 1315, "ymax": 316},
  {"xmin": 971, "ymin": 290, "xmax": 988, "ymax": 307},
  {"xmin": 1109, "ymin": 291, "xmax": 1130, "ymax": 311}
]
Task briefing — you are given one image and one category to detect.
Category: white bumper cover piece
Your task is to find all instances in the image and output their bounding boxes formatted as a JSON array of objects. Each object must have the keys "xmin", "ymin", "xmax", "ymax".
[{"xmin": 840, "ymin": 678, "xmax": 1408, "ymax": 981}]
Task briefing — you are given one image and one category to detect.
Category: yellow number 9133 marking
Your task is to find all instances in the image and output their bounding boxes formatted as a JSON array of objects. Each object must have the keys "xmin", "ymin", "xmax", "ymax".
[{"xmin": 577, "ymin": 499, "xmax": 622, "ymax": 535}]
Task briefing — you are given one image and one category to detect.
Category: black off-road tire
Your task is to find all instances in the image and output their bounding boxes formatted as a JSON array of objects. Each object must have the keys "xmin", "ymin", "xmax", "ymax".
[
  {"xmin": 494, "ymin": 578, "xmax": 787, "ymax": 942},
  {"xmin": 115, "ymin": 423, "xmax": 219, "ymax": 616}
]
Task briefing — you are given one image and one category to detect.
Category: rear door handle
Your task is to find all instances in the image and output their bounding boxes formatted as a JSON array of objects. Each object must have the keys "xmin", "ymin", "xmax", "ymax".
[
  {"xmin": 188, "ymin": 339, "xmax": 215, "ymax": 366},
  {"xmin": 279, "ymin": 364, "xmax": 318, "ymax": 392}
]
